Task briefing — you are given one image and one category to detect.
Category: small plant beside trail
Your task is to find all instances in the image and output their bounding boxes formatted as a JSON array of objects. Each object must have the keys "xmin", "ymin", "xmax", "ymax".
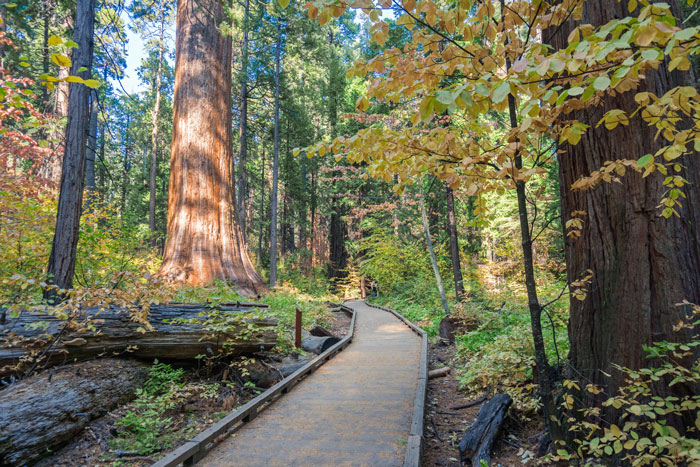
[{"xmin": 109, "ymin": 361, "xmax": 220, "ymax": 456}]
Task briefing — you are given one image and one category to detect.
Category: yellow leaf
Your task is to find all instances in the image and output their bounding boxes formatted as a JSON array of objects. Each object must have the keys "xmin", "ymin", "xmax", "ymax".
[
  {"xmin": 83, "ymin": 79, "xmax": 100, "ymax": 89},
  {"xmin": 48, "ymin": 35, "xmax": 63, "ymax": 46},
  {"xmin": 65, "ymin": 75, "xmax": 84, "ymax": 83},
  {"xmin": 51, "ymin": 53, "xmax": 72, "ymax": 68}
]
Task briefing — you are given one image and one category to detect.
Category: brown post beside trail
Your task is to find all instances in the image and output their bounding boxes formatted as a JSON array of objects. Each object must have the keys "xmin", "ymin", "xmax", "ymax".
[
  {"xmin": 295, "ymin": 308, "xmax": 302, "ymax": 349},
  {"xmin": 360, "ymin": 276, "xmax": 366, "ymax": 299}
]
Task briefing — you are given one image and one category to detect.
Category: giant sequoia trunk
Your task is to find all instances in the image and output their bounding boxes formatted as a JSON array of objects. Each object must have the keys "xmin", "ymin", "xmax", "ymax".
[
  {"xmin": 548, "ymin": 0, "xmax": 700, "ymax": 404},
  {"xmin": 157, "ymin": 0, "xmax": 265, "ymax": 295}
]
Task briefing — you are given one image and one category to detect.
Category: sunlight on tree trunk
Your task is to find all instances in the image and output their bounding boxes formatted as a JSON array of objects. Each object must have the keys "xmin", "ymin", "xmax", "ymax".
[
  {"xmin": 156, "ymin": 0, "xmax": 264, "ymax": 296},
  {"xmin": 269, "ymin": 19, "xmax": 282, "ymax": 288}
]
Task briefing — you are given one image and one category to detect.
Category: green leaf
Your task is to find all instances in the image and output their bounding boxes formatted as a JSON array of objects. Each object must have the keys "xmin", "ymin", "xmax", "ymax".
[
  {"xmin": 593, "ymin": 76, "xmax": 611, "ymax": 91},
  {"xmin": 492, "ymin": 81, "xmax": 510, "ymax": 103},
  {"xmin": 436, "ymin": 90, "xmax": 454, "ymax": 105},
  {"xmin": 278, "ymin": 0, "xmax": 289, "ymax": 8},
  {"xmin": 65, "ymin": 40, "xmax": 79, "ymax": 48},
  {"xmin": 641, "ymin": 48, "xmax": 660, "ymax": 61},
  {"xmin": 19, "ymin": 62, "xmax": 30, "ymax": 67},
  {"xmin": 568, "ymin": 86, "xmax": 584, "ymax": 96},
  {"xmin": 475, "ymin": 82, "xmax": 490, "ymax": 96},
  {"xmin": 637, "ymin": 154, "xmax": 652, "ymax": 167}
]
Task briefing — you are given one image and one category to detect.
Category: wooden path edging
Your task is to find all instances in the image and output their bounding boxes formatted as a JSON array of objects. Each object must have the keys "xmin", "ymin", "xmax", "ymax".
[
  {"xmin": 153, "ymin": 304, "xmax": 356, "ymax": 467},
  {"xmin": 365, "ymin": 301, "xmax": 429, "ymax": 467}
]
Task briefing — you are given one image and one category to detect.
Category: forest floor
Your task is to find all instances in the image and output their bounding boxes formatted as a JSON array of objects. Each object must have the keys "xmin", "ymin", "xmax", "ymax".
[
  {"xmin": 38, "ymin": 308, "xmax": 351, "ymax": 467},
  {"xmin": 423, "ymin": 342, "xmax": 542, "ymax": 466}
]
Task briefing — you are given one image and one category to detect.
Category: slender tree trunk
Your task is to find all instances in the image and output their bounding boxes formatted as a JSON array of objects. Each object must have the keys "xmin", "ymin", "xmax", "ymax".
[
  {"xmin": 236, "ymin": 0, "xmax": 250, "ymax": 234},
  {"xmin": 258, "ymin": 149, "xmax": 266, "ymax": 266},
  {"xmin": 269, "ymin": 20, "xmax": 282, "ymax": 288},
  {"xmin": 156, "ymin": 0, "xmax": 264, "ymax": 295},
  {"xmin": 499, "ymin": 19, "xmax": 561, "ymax": 438},
  {"xmin": 446, "ymin": 185, "xmax": 465, "ymax": 300},
  {"xmin": 84, "ymin": 90, "xmax": 97, "ymax": 209},
  {"xmin": 548, "ymin": 0, "xmax": 700, "ymax": 415},
  {"xmin": 44, "ymin": 0, "xmax": 95, "ymax": 302},
  {"xmin": 121, "ymin": 114, "xmax": 131, "ymax": 214},
  {"xmin": 149, "ymin": 4, "xmax": 165, "ymax": 247},
  {"xmin": 420, "ymin": 187, "xmax": 449, "ymax": 316}
]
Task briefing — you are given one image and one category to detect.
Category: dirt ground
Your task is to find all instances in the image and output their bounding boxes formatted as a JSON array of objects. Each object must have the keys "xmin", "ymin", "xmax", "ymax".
[{"xmin": 422, "ymin": 343, "xmax": 542, "ymax": 467}]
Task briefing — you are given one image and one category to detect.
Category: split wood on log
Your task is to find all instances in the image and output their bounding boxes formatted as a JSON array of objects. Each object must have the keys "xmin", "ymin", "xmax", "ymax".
[
  {"xmin": 0, "ymin": 359, "xmax": 149, "ymax": 466},
  {"xmin": 428, "ymin": 366, "xmax": 450, "ymax": 379},
  {"xmin": 0, "ymin": 303, "xmax": 277, "ymax": 378},
  {"xmin": 459, "ymin": 393, "xmax": 513, "ymax": 466}
]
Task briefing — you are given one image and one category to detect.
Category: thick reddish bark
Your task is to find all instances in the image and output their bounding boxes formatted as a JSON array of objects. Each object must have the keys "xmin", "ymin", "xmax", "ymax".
[
  {"xmin": 548, "ymin": 0, "xmax": 700, "ymax": 400},
  {"xmin": 157, "ymin": 0, "xmax": 265, "ymax": 296}
]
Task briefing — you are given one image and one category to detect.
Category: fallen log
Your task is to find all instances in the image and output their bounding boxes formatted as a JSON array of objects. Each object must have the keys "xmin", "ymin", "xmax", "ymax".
[
  {"xmin": 0, "ymin": 303, "xmax": 277, "ymax": 378},
  {"xmin": 309, "ymin": 325, "xmax": 335, "ymax": 337},
  {"xmin": 0, "ymin": 358, "xmax": 149, "ymax": 466},
  {"xmin": 459, "ymin": 393, "xmax": 513, "ymax": 466},
  {"xmin": 428, "ymin": 366, "xmax": 450, "ymax": 379},
  {"xmin": 301, "ymin": 335, "xmax": 340, "ymax": 354}
]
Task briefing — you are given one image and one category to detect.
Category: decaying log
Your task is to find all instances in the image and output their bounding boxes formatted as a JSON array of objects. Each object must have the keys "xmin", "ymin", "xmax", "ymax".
[
  {"xmin": 301, "ymin": 336, "xmax": 340, "ymax": 354},
  {"xmin": 0, "ymin": 303, "xmax": 277, "ymax": 378},
  {"xmin": 459, "ymin": 393, "xmax": 513, "ymax": 466},
  {"xmin": 428, "ymin": 367, "xmax": 450, "ymax": 379},
  {"xmin": 0, "ymin": 359, "xmax": 149, "ymax": 466},
  {"xmin": 309, "ymin": 325, "xmax": 334, "ymax": 337}
]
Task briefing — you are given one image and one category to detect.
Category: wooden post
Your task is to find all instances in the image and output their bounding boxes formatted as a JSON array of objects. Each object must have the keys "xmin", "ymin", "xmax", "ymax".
[
  {"xmin": 360, "ymin": 276, "xmax": 366, "ymax": 299},
  {"xmin": 295, "ymin": 308, "xmax": 302, "ymax": 349}
]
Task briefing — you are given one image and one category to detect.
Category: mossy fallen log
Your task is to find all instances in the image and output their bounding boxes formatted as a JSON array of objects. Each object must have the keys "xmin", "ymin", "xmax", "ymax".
[{"xmin": 0, "ymin": 303, "xmax": 277, "ymax": 378}]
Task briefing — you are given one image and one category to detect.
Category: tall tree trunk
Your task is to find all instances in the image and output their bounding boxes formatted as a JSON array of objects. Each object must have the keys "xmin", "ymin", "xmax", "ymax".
[
  {"xmin": 420, "ymin": 187, "xmax": 449, "ymax": 316},
  {"xmin": 149, "ymin": 1, "xmax": 166, "ymax": 248},
  {"xmin": 44, "ymin": 0, "xmax": 95, "ymax": 301},
  {"xmin": 446, "ymin": 185, "xmax": 465, "ymax": 300},
  {"xmin": 499, "ymin": 12, "xmax": 561, "ymax": 439},
  {"xmin": 121, "ymin": 113, "xmax": 131, "ymax": 214},
  {"xmin": 269, "ymin": 20, "xmax": 282, "ymax": 288},
  {"xmin": 258, "ymin": 149, "xmax": 266, "ymax": 267},
  {"xmin": 236, "ymin": 0, "xmax": 250, "ymax": 235},
  {"xmin": 156, "ymin": 0, "xmax": 264, "ymax": 295},
  {"xmin": 548, "ymin": 0, "xmax": 700, "ymax": 411},
  {"xmin": 84, "ymin": 89, "xmax": 97, "ymax": 209}
]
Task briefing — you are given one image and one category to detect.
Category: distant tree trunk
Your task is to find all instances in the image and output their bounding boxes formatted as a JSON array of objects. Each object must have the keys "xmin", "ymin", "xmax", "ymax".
[
  {"xmin": 446, "ymin": 185, "xmax": 465, "ymax": 300},
  {"xmin": 84, "ymin": 89, "xmax": 97, "ymax": 209},
  {"xmin": 156, "ymin": 0, "xmax": 264, "ymax": 295},
  {"xmin": 149, "ymin": 1, "xmax": 166, "ymax": 248},
  {"xmin": 548, "ymin": 0, "xmax": 700, "ymax": 410},
  {"xmin": 420, "ymin": 187, "xmax": 449, "ymax": 316},
  {"xmin": 121, "ymin": 113, "xmax": 131, "ymax": 214},
  {"xmin": 258, "ymin": 149, "xmax": 266, "ymax": 266},
  {"xmin": 328, "ymin": 199, "xmax": 348, "ymax": 280},
  {"xmin": 44, "ymin": 0, "xmax": 95, "ymax": 301},
  {"xmin": 269, "ymin": 20, "xmax": 282, "ymax": 288},
  {"xmin": 236, "ymin": 0, "xmax": 250, "ymax": 235}
]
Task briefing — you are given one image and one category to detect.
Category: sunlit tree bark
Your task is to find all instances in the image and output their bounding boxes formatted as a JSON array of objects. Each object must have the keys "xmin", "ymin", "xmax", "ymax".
[{"xmin": 157, "ymin": 0, "xmax": 264, "ymax": 296}]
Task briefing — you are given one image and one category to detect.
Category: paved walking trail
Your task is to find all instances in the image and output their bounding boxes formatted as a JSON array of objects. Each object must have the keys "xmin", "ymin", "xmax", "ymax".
[{"xmin": 199, "ymin": 300, "xmax": 421, "ymax": 466}]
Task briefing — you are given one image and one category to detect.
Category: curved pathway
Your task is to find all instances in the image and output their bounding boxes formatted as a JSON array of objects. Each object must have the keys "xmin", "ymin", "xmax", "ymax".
[{"xmin": 199, "ymin": 300, "xmax": 421, "ymax": 466}]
